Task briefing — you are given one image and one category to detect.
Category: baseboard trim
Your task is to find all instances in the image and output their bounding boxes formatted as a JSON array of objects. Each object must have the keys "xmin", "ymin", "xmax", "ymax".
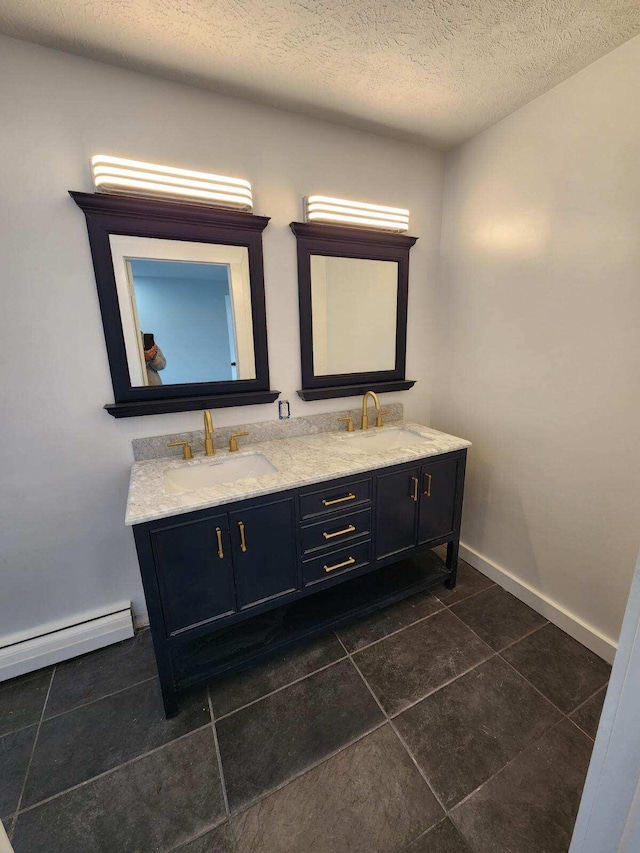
[
  {"xmin": 459, "ymin": 542, "xmax": 617, "ymax": 664},
  {"xmin": 0, "ymin": 605, "xmax": 134, "ymax": 682}
]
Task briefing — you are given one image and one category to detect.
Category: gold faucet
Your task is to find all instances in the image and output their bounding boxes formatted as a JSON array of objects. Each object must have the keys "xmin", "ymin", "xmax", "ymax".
[
  {"xmin": 360, "ymin": 390, "xmax": 381, "ymax": 430},
  {"xmin": 203, "ymin": 410, "xmax": 215, "ymax": 456}
]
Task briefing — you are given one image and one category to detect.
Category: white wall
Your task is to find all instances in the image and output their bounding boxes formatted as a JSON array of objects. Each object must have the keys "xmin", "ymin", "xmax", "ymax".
[
  {"xmin": 0, "ymin": 35, "xmax": 444, "ymax": 638},
  {"xmin": 434, "ymin": 35, "xmax": 640, "ymax": 654},
  {"xmin": 311, "ymin": 256, "xmax": 398, "ymax": 374}
]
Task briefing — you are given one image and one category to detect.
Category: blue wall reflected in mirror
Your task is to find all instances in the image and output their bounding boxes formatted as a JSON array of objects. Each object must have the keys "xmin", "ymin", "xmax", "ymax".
[{"xmin": 128, "ymin": 259, "xmax": 238, "ymax": 386}]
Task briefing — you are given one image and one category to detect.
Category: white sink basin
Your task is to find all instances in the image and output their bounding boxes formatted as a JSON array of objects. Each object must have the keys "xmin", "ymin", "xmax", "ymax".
[
  {"xmin": 337, "ymin": 427, "xmax": 434, "ymax": 454},
  {"xmin": 163, "ymin": 453, "xmax": 277, "ymax": 494}
]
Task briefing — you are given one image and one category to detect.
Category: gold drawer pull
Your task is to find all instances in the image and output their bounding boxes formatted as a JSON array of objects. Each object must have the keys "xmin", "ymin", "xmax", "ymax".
[
  {"xmin": 323, "ymin": 524, "xmax": 356, "ymax": 540},
  {"xmin": 424, "ymin": 473, "xmax": 432, "ymax": 497},
  {"xmin": 238, "ymin": 521, "xmax": 247, "ymax": 553},
  {"xmin": 322, "ymin": 493, "xmax": 356, "ymax": 507},
  {"xmin": 323, "ymin": 556, "xmax": 356, "ymax": 573},
  {"xmin": 411, "ymin": 476, "xmax": 419, "ymax": 502},
  {"xmin": 215, "ymin": 527, "xmax": 224, "ymax": 559}
]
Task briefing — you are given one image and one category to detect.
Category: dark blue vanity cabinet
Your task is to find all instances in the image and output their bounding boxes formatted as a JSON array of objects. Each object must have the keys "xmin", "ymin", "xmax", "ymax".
[
  {"xmin": 228, "ymin": 498, "xmax": 297, "ymax": 609},
  {"xmin": 133, "ymin": 448, "xmax": 466, "ymax": 716}
]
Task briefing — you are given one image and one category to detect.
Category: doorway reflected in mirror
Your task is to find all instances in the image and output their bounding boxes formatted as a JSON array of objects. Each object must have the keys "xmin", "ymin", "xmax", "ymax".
[
  {"xmin": 127, "ymin": 259, "xmax": 240, "ymax": 386},
  {"xmin": 109, "ymin": 235, "xmax": 257, "ymax": 388}
]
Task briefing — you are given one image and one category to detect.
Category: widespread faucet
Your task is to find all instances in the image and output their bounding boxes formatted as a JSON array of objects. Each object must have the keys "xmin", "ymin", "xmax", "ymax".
[
  {"xmin": 360, "ymin": 390, "xmax": 381, "ymax": 430},
  {"xmin": 203, "ymin": 410, "xmax": 215, "ymax": 456}
]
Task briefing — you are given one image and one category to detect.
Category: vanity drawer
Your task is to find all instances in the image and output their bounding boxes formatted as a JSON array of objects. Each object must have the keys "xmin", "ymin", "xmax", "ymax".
[
  {"xmin": 300, "ymin": 508, "xmax": 372, "ymax": 556},
  {"xmin": 299, "ymin": 477, "xmax": 372, "ymax": 520},
  {"xmin": 302, "ymin": 539, "xmax": 372, "ymax": 587}
]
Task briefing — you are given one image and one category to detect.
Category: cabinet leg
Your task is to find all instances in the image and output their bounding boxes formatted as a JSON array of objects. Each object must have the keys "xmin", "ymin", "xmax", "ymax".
[
  {"xmin": 444, "ymin": 540, "xmax": 459, "ymax": 589},
  {"xmin": 160, "ymin": 682, "xmax": 180, "ymax": 719}
]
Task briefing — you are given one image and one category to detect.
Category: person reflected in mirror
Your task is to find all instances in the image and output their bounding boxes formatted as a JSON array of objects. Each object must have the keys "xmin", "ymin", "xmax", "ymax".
[{"xmin": 142, "ymin": 332, "xmax": 166, "ymax": 386}]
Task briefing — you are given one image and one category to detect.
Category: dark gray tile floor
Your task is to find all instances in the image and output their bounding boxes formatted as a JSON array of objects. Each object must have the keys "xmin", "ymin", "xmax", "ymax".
[{"xmin": 1, "ymin": 556, "xmax": 610, "ymax": 852}]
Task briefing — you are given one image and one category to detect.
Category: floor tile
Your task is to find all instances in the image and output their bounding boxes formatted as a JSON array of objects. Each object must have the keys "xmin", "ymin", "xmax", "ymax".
[
  {"xmin": 502, "ymin": 623, "xmax": 611, "ymax": 713},
  {"xmin": 0, "ymin": 726, "xmax": 37, "ymax": 816},
  {"xmin": 0, "ymin": 669, "xmax": 52, "ymax": 737},
  {"xmin": 45, "ymin": 629, "xmax": 157, "ymax": 718},
  {"xmin": 395, "ymin": 656, "xmax": 562, "ymax": 808},
  {"xmin": 22, "ymin": 678, "xmax": 209, "ymax": 807},
  {"xmin": 217, "ymin": 658, "xmax": 383, "ymax": 811},
  {"xmin": 172, "ymin": 822, "xmax": 234, "ymax": 852},
  {"xmin": 354, "ymin": 609, "xmax": 492, "ymax": 715},
  {"xmin": 570, "ymin": 685, "xmax": 608, "ymax": 739},
  {"xmin": 451, "ymin": 585, "xmax": 547, "ymax": 651},
  {"xmin": 337, "ymin": 590, "xmax": 443, "ymax": 653},
  {"xmin": 432, "ymin": 560, "xmax": 494, "ymax": 605},
  {"xmin": 208, "ymin": 633, "xmax": 345, "ymax": 719},
  {"xmin": 233, "ymin": 725, "xmax": 443, "ymax": 853},
  {"xmin": 12, "ymin": 727, "xmax": 224, "ymax": 853},
  {"xmin": 405, "ymin": 818, "xmax": 471, "ymax": 852},
  {"xmin": 451, "ymin": 719, "xmax": 593, "ymax": 853}
]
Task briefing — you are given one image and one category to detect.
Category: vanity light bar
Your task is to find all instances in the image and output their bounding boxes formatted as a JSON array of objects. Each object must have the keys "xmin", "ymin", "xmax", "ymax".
[
  {"xmin": 91, "ymin": 155, "xmax": 253, "ymax": 211},
  {"xmin": 305, "ymin": 195, "xmax": 409, "ymax": 232}
]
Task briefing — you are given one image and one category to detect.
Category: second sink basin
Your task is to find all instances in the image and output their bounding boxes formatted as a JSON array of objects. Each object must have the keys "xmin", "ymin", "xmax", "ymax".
[
  {"xmin": 164, "ymin": 453, "xmax": 277, "ymax": 494},
  {"xmin": 337, "ymin": 427, "xmax": 434, "ymax": 454}
]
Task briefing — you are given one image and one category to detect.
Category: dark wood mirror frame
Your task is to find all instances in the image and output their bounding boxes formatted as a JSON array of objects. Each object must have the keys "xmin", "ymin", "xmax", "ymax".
[
  {"xmin": 71, "ymin": 192, "xmax": 279, "ymax": 417},
  {"xmin": 290, "ymin": 221, "xmax": 417, "ymax": 401}
]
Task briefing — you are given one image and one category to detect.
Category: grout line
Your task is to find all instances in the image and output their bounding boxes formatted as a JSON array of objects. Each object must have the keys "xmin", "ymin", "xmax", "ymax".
[
  {"xmin": 39, "ymin": 675, "xmax": 159, "ymax": 725},
  {"xmin": 10, "ymin": 665, "xmax": 56, "ymax": 837},
  {"xmin": 336, "ymin": 635, "xmax": 449, "ymax": 819},
  {"xmin": 162, "ymin": 816, "xmax": 229, "ymax": 853},
  {"xmin": 569, "ymin": 718, "xmax": 596, "ymax": 742},
  {"xmin": 208, "ymin": 689, "xmax": 237, "ymax": 849},
  {"xmin": 497, "ymin": 652, "xmax": 569, "ymax": 719},
  {"xmin": 438, "ymin": 579, "xmax": 497, "ymax": 608},
  {"xmin": 227, "ymin": 719, "xmax": 388, "ymax": 819},
  {"xmin": 569, "ymin": 682, "xmax": 608, "ymax": 716},
  {"xmin": 213, "ymin": 654, "xmax": 349, "ymax": 722},
  {"xmin": 443, "ymin": 609, "xmax": 568, "ymax": 716},
  {"xmin": 338, "ymin": 604, "xmax": 445, "ymax": 656},
  {"xmin": 492, "ymin": 621, "xmax": 549, "ymax": 654},
  {"xmin": 386, "ymin": 650, "xmax": 497, "ymax": 721},
  {"xmin": 448, "ymin": 715, "xmax": 573, "ymax": 817},
  {"xmin": 15, "ymin": 722, "xmax": 213, "ymax": 816}
]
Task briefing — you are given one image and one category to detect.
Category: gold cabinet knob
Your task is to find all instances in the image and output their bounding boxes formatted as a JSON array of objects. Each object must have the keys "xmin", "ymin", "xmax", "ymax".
[
  {"xmin": 337, "ymin": 416, "xmax": 355, "ymax": 433},
  {"xmin": 167, "ymin": 441, "xmax": 193, "ymax": 460},
  {"xmin": 229, "ymin": 431, "xmax": 250, "ymax": 452},
  {"xmin": 376, "ymin": 409, "xmax": 391, "ymax": 428}
]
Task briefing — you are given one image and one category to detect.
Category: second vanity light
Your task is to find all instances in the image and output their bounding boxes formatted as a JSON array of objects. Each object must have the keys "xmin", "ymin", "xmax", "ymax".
[{"xmin": 305, "ymin": 195, "xmax": 410, "ymax": 232}]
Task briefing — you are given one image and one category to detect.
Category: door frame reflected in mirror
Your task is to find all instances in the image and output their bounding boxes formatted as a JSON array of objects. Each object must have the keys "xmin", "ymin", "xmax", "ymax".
[
  {"xmin": 71, "ymin": 192, "xmax": 279, "ymax": 417},
  {"xmin": 290, "ymin": 221, "xmax": 417, "ymax": 401},
  {"xmin": 111, "ymin": 238, "xmax": 256, "ymax": 387}
]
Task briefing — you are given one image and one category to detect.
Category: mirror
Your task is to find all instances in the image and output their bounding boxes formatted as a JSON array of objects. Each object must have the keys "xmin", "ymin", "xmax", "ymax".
[
  {"xmin": 109, "ymin": 237, "xmax": 256, "ymax": 387},
  {"xmin": 291, "ymin": 222, "xmax": 417, "ymax": 401},
  {"xmin": 310, "ymin": 255, "xmax": 398, "ymax": 375},
  {"xmin": 72, "ymin": 192, "xmax": 279, "ymax": 417}
]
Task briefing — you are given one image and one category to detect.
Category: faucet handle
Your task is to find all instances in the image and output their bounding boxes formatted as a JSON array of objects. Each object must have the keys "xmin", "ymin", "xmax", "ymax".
[
  {"xmin": 337, "ymin": 416, "xmax": 355, "ymax": 433},
  {"xmin": 167, "ymin": 441, "xmax": 193, "ymax": 460},
  {"xmin": 375, "ymin": 410, "xmax": 391, "ymax": 428},
  {"xmin": 229, "ymin": 432, "xmax": 249, "ymax": 452}
]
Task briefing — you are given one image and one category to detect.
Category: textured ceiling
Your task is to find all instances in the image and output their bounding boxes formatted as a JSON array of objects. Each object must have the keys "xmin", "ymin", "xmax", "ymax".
[{"xmin": 1, "ymin": 1, "xmax": 639, "ymax": 147}]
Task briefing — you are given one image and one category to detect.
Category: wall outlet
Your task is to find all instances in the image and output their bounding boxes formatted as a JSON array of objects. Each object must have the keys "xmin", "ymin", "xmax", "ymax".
[{"xmin": 278, "ymin": 400, "xmax": 291, "ymax": 420}]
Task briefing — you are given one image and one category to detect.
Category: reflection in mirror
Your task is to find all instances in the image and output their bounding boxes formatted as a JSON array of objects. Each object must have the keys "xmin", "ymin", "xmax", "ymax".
[
  {"xmin": 310, "ymin": 255, "xmax": 398, "ymax": 375},
  {"xmin": 110, "ymin": 236, "xmax": 256, "ymax": 388}
]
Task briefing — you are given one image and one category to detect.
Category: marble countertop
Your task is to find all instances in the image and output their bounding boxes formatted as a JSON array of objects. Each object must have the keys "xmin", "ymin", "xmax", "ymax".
[{"xmin": 125, "ymin": 422, "xmax": 471, "ymax": 526}]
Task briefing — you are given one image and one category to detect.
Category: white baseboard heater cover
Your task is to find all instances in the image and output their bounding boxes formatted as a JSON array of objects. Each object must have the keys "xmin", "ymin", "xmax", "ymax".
[{"xmin": 0, "ymin": 604, "xmax": 134, "ymax": 682}]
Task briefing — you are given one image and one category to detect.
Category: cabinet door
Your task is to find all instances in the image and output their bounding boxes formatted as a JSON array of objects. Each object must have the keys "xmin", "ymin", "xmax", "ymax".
[
  {"xmin": 151, "ymin": 514, "xmax": 236, "ymax": 635},
  {"xmin": 229, "ymin": 497, "xmax": 298, "ymax": 609},
  {"xmin": 418, "ymin": 457, "xmax": 459, "ymax": 544},
  {"xmin": 376, "ymin": 467, "xmax": 420, "ymax": 560}
]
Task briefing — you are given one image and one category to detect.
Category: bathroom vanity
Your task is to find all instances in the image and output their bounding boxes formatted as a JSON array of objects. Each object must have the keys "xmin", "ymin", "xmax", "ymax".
[{"xmin": 127, "ymin": 420, "xmax": 470, "ymax": 717}]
